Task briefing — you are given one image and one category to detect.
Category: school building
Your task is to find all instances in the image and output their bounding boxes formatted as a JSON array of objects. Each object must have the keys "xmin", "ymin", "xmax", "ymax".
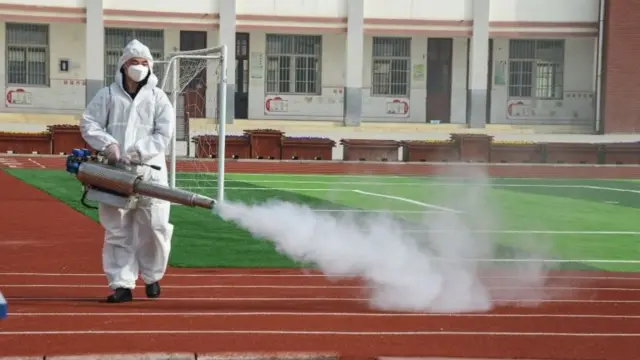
[{"xmin": 0, "ymin": 0, "xmax": 638, "ymax": 135}]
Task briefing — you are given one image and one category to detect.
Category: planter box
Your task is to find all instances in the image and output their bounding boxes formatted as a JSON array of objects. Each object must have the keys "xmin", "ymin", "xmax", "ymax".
[
  {"xmin": 281, "ymin": 137, "xmax": 336, "ymax": 160},
  {"xmin": 544, "ymin": 143, "xmax": 600, "ymax": 164},
  {"xmin": 400, "ymin": 141, "xmax": 458, "ymax": 162},
  {"xmin": 48, "ymin": 124, "xmax": 90, "ymax": 155},
  {"xmin": 490, "ymin": 143, "xmax": 543, "ymax": 163},
  {"xmin": 244, "ymin": 129, "xmax": 284, "ymax": 160},
  {"xmin": 340, "ymin": 139, "xmax": 400, "ymax": 161},
  {"xmin": 192, "ymin": 135, "xmax": 250, "ymax": 159},
  {"xmin": 0, "ymin": 133, "xmax": 51, "ymax": 154},
  {"xmin": 450, "ymin": 133, "xmax": 493, "ymax": 162},
  {"xmin": 601, "ymin": 142, "xmax": 640, "ymax": 165}
]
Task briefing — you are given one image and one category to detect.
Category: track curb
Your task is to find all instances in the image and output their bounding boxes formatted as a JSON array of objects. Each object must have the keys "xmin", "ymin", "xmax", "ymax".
[{"xmin": 1, "ymin": 353, "xmax": 340, "ymax": 360}]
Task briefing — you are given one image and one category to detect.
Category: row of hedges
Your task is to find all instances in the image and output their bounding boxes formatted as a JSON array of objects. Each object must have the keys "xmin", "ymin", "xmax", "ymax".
[
  {"xmin": 1, "ymin": 126, "xmax": 637, "ymax": 165},
  {"xmin": 193, "ymin": 131, "xmax": 640, "ymax": 165},
  {"xmin": 193, "ymin": 129, "xmax": 335, "ymax": 160}
]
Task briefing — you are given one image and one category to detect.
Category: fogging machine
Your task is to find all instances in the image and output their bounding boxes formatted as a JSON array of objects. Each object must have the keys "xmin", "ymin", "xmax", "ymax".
[{"xmin": 65, "ymin": 148, "xmax": 217, "ymax": 210}]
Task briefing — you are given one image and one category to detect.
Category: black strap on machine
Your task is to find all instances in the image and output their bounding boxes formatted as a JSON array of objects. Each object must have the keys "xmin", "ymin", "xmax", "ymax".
[{"xmin": 80, "ymin": 187, "xmax": 99, "ymax": 209}]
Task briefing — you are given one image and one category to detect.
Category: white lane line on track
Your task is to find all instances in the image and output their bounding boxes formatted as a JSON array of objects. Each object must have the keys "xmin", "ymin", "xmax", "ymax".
[
  {"xmin": 5, "ymin": 297, "xmax": 640, "ymax": 304},
  {"xmin": 1, "ymin": 330, "xmax": 639, "ymax": 337},
  {"xmin": 27, "ymin": 158, "xmax": 46, "ymax": 169},
  {"xmin": 2, "ymin": 272, "xmax": 640, "ymax": 281},
  {"xmin": 9, "ymin": 312, "xmax": 640, "ymax": 319},
  {"xmin": 2, "ymin": 284, "xmax": 639, "ymax": 291}
]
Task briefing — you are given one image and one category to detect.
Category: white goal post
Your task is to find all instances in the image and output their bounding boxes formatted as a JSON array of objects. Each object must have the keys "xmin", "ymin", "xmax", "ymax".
[{"xmin": 157, "ymin": 45, "xmax": 228, "ymax": 203}]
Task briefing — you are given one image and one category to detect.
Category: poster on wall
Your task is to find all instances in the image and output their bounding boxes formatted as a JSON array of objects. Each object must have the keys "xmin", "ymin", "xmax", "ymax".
[
  {"xmin": 250, "ymin": 52, "xmax": 264, "ymax": 79},
  {"xmin": 386, "ymin": 99, "xmax": 410, "ymax": 116},
  {"xmin": 265, "ymin": 96, "xmax": 289, "ymax": 113},
  {"xmin": 412, "ymin": 64, "xmax": 425, "ymax": 82},
  {"xmin": 5, "ymin": 88, "xmax": 33, "ymax": 107},
  {"xmin": 494, "ymin": 60, "xmax": 506, "ymax": 86}
]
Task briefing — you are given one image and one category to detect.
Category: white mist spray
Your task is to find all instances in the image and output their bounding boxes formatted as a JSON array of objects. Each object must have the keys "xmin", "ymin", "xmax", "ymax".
[{"xmin": 215, "ymin": 165, "xmax": 553, "ymax": 313}]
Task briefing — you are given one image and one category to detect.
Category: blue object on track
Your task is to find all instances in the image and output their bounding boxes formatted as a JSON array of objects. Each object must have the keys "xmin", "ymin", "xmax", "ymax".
[{"xmin": 0, "ymin": 291, "xmax": 6, "ymax": 320}]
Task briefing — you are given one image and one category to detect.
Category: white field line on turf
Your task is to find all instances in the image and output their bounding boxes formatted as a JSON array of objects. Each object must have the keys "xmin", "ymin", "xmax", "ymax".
[
  {"xmin": 3, "ymin": 272, "xmax": 640, "ymax": 281},
  {"xmin": 3, "ymin": 284, "xmax": 638, "ymax": 291},
  {"xmin": 175, "ymin": 171, "xmax": 640, "ymax": 181},
  {"xmin": 5, "ymin": 297, "xmax": 640, "ymax": 304},
  {"xmin": 175, "ymin": 179, "xmax": 640, "ymax": 193},
  {"xmin": 312, "ymin": 209, "xmax": 445, "ymax": 214},
  {"xmin": 405, "ymin": 229, "xmax": 640, "ymax": 235},
  {"xmin": 10, "ymin": 312, "xmax": 640, "ymax": 319},
  {"xmin": 187, "ymin": 187, "xmax": 353, "ymax": 191},
  {"xmin": 352, "ymin": 189, "xmax": 462, "ymax": 213},
  {"xmin": 1, "ymin": 330, "xmax": 639, "ymax": 337}
]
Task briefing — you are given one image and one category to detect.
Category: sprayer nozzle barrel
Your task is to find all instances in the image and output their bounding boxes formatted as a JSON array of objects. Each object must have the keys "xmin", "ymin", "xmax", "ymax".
[
  {"xmin": 74, "ymin": 162, "xmax": 216, "ymax": 209},
  {"xmin": 134, "ymin": 181, "xmax": 217, "ymax": 209}
]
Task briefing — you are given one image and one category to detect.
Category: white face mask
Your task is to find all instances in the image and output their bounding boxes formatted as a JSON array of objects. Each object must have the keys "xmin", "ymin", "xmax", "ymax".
[{"xmin": 126, "ymin": 64, "xmax": 149, "ymax": 82}]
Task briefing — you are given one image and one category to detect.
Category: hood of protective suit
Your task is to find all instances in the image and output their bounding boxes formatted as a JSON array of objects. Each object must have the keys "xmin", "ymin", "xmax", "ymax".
[{"xmin": 116, "ymin": 39, "xmax": 158, "ymax": 88}]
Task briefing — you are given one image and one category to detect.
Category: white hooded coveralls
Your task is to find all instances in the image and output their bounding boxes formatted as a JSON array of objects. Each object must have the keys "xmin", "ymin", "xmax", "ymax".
[{"xmin": 80, "ymin": 39, "xmax": 175, "ymax": 289}]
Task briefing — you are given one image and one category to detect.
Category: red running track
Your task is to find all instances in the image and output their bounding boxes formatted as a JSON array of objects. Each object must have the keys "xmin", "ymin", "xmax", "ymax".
[{"xmin": 1, "ymin": 164, "xmax": 640, "ymax": 359}]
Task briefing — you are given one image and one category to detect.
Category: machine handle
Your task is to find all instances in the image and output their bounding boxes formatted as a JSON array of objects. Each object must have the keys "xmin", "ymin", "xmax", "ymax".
[{"xmin": 127, "ymin": 160, "xmax": 161, "ymax": 171}]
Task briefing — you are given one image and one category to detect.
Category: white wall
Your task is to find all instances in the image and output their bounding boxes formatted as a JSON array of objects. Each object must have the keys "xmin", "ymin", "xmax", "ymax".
[
  {"xmin": 364, "ymin": 0, "xmax": 473, "ymax": 20},
  {"xmin": 0, "ymin": 0, "xmax": 599, "ymax": 125},
  {"xmin": 490, "ymin": 0, "xmax": 599, "ymax": 22},
  {"xmin": 254, "ymin": 32, "xmax": 346, "ymax": 121},
  {"xmin": 1, "ymin": 22, "xmax": 87, "ymax": 113},
  {"xmin": 1, "ymin": 0, "xmax": 598, "ymax": 22},
  {"xmin": 489, "ymin": 38, "xmax": 596, "ymax": 125},
  {"xmin": 236, "ymin": 0, "xmax": 346, "ymax": 17},
  {"xmin": 104, "ymin": 0, "xmax": 219, "ymax": 14}
]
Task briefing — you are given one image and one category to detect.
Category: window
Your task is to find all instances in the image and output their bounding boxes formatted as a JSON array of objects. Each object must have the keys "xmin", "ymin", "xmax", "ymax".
[
  {"xmin": 104, "ymin": 28, "xmax": 164, "ymax": 86},
  {"xmin": 371, "ymin": 37, "xmax": 411, "ymax": 97},
  {"xmin": 6, "ymin": 23, "xmax": 49, "ymax": 86},
  {"xmin": 508, "ymin": 39, "xmax": 565, "ymax": 100},
  {"xmin": 265, "ymin": 34, "xmax": 321, "ymax": 95}
]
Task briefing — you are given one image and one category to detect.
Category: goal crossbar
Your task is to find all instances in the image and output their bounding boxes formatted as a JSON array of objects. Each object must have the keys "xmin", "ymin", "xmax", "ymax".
[{"xmin": 159, "ymin": 44, "xmax": 228, "ymax": 203}]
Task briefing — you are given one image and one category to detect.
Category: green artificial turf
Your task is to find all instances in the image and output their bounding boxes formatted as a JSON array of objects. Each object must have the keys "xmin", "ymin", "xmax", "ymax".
[{"xmin": 5, "ymin": 168, "xmax": 640, "ymax": 272}]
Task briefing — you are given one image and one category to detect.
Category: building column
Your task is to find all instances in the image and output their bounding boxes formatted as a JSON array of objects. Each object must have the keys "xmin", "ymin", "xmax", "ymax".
[
  {"xmin": 218, "ymin": 0, "xmax": 236, "ymax": 124},
  {"xmin": 85, "ymin": 0, "xmax": 104, "ymax": 104},
  {"xmin": 344, "ymin": 0, "xmax": 364, "ymax": 126},
  {"xmin": 468, "ymin": 0, "xmax": 490, "ymax": 128}
]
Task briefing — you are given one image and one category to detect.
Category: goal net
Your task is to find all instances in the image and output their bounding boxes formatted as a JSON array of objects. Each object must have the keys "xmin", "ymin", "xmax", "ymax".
[{"xmin": 157, "ymin": 45, "xmax": 229, "ymax": 203}]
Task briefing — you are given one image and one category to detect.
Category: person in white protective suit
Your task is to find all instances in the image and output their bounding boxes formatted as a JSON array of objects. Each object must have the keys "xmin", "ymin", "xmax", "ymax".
[{"xmin": 80, "ymin": 39, "xmax": 175, "ymax": 303}]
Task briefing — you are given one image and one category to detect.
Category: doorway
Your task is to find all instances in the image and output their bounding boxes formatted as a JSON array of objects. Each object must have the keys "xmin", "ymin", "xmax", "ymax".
[
  {"xmin": 426, "ymin": 38, "xmax": 453, "ymax": 123},
  {"xmin": 179, "ymin": 30, "xmax": 208, "ymax": 124},
  {"xmin": 235, "ymin": 33, "xmax": 250, "ymax": 119}
]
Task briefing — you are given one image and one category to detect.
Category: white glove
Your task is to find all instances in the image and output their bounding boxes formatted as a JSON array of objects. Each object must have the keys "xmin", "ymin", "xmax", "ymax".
[
  {"xmin": 119, "ymin": 155, "xmax": 131, "ymax": 165},
  {"xmin": 103, "ymin": 143, "xmax": 120, "ymax": 164},
  {"xmin": 125, "ymin": 147, "xmax": 142, "ymax": 164}
]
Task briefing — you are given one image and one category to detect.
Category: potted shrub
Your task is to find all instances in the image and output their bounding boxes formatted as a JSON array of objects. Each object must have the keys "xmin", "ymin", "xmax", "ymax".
[
  {"xmin": 450, "ymin": 133, "xmax": 493, "ymax": 163},
  {"xmin": 48, "ymin": 124, "xmax": 90, "ymax": 155},
  {"xmin": 191, "ymin": 134, "xmax": 251, "ymax": 159},
  {"xmin": 340, "ymin": 139, "xmax": 400, "ymax": 161},
  {"xmin": 244, "ymin": 128, "xmax": 284, "ymax": 160},
  {"xmin": 490, "ymin": 140, "xmax": 543, "ymax": 164},
  {"xmin": 601, "ymin": 142, "xmax": 640, "ymax": 165},
  {"xmin": 400, "ymin": 139, "xmax": 458, "ymax": 162},
  {"xmin": 281, "ymin": 136, "xmax": 336, "ymax": 160},
  {"xmin": 543, "ymin": 142, "xmax": 600, "ymax": 164},
  {"xmin": 0, "ymin": 131, "xmax": 51, "ymax": 154}
]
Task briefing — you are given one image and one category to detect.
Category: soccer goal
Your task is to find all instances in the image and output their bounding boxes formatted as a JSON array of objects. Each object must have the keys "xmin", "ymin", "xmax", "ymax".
[{"xmin": 157, "ymin": 45, "xmax": 228, "ymax": 203}]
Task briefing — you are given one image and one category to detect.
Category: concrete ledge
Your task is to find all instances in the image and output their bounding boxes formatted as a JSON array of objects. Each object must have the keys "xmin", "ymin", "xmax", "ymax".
[
  {"xmin": 198, "ymin": 353, "xmax": 338, "ymax": 360},
  {"xmin": 0, "ymin": 355, "xmax": 543, "ymax": 360},
  {"xmin": 0, "ymin": 353, "xmax": 339, "ymax": 360},
  {"xmin": 44, "ymin": 354, "xmax": 195, "ymax": 360}
]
